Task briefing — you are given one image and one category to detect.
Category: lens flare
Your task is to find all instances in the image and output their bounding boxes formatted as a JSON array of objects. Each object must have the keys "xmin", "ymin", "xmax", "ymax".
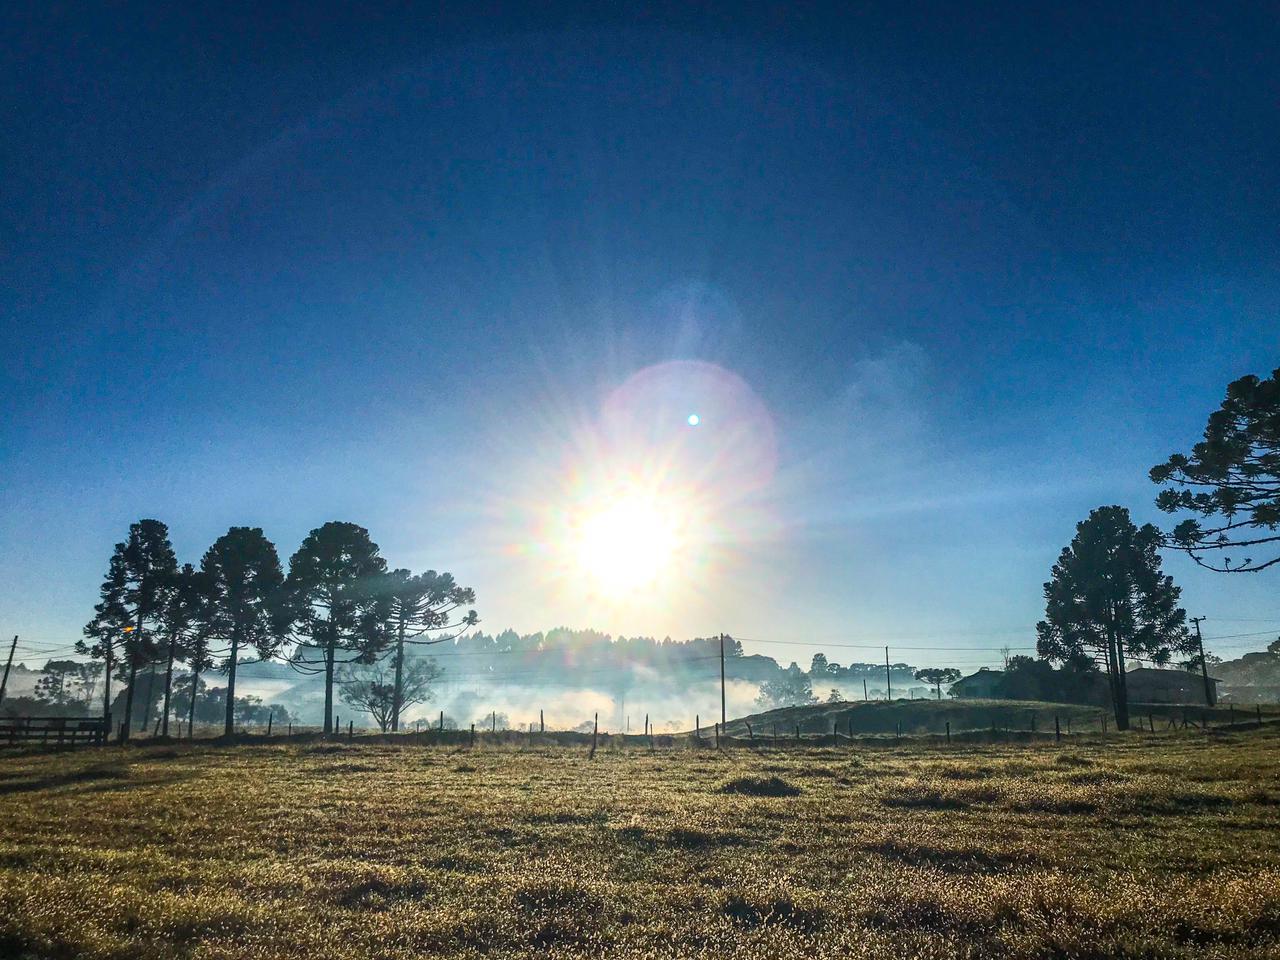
[
  {"xmin": 573, "ymin": 487, "xmax": 684, "ymax": 596},
  {"xmin": 486, "ymin": 359, "xmax": 779, "ymax": 632}
]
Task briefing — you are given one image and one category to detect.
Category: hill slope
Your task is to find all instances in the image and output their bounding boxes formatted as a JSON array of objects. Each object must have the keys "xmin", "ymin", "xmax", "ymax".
[{"xmin": 718, "ymin": 697, "xmax": 1260, "ymax": 738}]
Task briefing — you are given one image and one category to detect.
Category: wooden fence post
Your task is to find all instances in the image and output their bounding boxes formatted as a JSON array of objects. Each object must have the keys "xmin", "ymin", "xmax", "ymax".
[
  {"xmin": 714, "ymin": 722, "xmax": 720, "ymax": 749},
  {"xmin": 266, "ymin": 710, "xmax": 273, "ymax": 736},
  {"xmin": 945, "ymin": 720, "xmax": 950, "ymax": 744},
  {"xmin": 470, "ymin": 723, "xmax": 475, "ymax": 747},
  {"xmin": 1230, "ymin": 704, "xmax": 1236, "ymax": 726},
  {"xmin": 746, "ymin": 722, "xmax": 754, "ymax": 746},
  {"xmin": 695, "ymin": 714, "xmax": 700, "ymax": 741},
  {"xmin": 1055, "ymin": 715, "xmax": 1060, "ymax": 742},
  {"xmin": 592, "ymin": 712, "xmax": 598, "ymax": 755},
  {"xmin": 288, "ymin": 721, "xmax": 292, "ymax": 736},
  {"xmin": 795, "ymin": 724, "xmax": 800, "ymax": 742},
  {"xmin": 348, "ymin": 720, "xmax": 353, "ymax": 742},
  {"xmin": 540, "ymin": 709, "xmax": 545, "ymax": 733}
]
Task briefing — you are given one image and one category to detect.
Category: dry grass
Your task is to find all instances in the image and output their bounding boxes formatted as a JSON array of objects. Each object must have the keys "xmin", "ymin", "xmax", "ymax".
[{"xmin": 1, "ymin": 727, "xmax": 1278, "ymax": 958}]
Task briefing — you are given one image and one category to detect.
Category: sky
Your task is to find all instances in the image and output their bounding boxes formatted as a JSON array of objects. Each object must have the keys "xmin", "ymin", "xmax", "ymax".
[{"xmin": 2, "ymin": 3, "xmax": 1278, "ymax": 673}]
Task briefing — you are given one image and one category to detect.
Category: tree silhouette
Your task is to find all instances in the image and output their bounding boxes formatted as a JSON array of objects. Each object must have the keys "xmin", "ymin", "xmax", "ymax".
[
  {"xmin": 339, "ymin": 658, "xmax": 442, "ymax": 732},
  {"xmin": 1036, "ymin": 506, "xmax": 1192, "ymax": 731},
  {"xmin": 78, "ymin": 520, "xmax": 178, "ymax": 740},
  {"xmin": 156, "ymin": 564, "xmax": 212, "ymax": 736},
  {"xmin": 1151, "ymin": 368, "xmax": 1280, "ymax": 572},
  {"xmin": 913, "ymin": 667, "xmax": 961, "ymax": 699},
  {"xmin": 380, "ymin": 568, "xmax": 477, "ymax": 731},
  {"xmin": 183, "ymin": 586, "xmax": 217, "ymax": 737},
  {"xmin": 285, "ymin": 522, "xmax": 389, "ymax": 735},
  {"xmin": 202, "ymin": 527, "xmax": 288, "ymax": 737},
  {"xmin": 79, "ymin": 551, "xmax": 128, "ymax": 724},
  {"xmin": 754, "ymin": 664, "xmax": 817, "ymax": 709},
  {"xmin": 34, "ymin": 660, "xmax": 91, "ymax": 709}
]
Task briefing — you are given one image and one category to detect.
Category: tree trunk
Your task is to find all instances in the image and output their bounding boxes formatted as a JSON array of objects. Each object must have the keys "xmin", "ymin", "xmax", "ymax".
[
  {"xmin": 1114, "ymin": 640, "xmax": 1130, "ymax": 731},
  {"xmin": 161, "ymin": 634, "xmax": 177, "ymax": 737},
  {"xmin": 1105, "ymin": 626, "xmax": 1130, "ymax": 732},
  {"xmin": 102, "ymin": 649, "xmax": 113, "ymax": 726},
  {"xmin": 224, "ymin": 627, "xmax": 240, "ymax": 738},
  {"xmin": 391, "ymin": 618, "xmax": 406, "ymax": 732},
  {"xmin": 187, "ymin": 658, "xmax": 201, "ymax": 737},
  {"xmin": 323, "ymin": 639, "xmax": 335, "ymax": 735},
  {"xmin": 142, "ymin": 662, "xmax": 157, "ymax": 730},
  {"xmin": 122, "ymin": 658, "xmax": 138, "ymax": 742}
]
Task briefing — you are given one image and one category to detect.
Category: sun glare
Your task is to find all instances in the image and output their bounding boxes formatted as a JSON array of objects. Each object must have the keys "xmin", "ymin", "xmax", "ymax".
[{"xmin": 573, "ymin": 489, "xmax": 684, "ymax": 596}]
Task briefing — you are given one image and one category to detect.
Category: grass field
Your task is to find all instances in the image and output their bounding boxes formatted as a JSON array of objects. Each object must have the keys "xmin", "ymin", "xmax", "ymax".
[{"xmin": 2, "ymin": 726, "xmax": 1279, "ymax": 959}]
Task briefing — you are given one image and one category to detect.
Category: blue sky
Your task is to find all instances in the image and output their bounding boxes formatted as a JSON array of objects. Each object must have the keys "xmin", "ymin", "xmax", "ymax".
[{"xmin": 2, "ymin": 4, "xmax": 1278, "ymax": 670}]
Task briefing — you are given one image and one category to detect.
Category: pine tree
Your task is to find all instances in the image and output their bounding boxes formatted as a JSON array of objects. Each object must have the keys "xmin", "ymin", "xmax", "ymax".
[
  {"xmin": 1036, "ymin": 506, "xmax": 1193, "ymax": 731},
  {"xmin": 78, "ymin": 520, "xmax": 178, "ymax": 740},
  {"xmin": 201, "ymin": 527, "xmax": 288, "ymax": 738},
  {"xmin": 285, "ymin": 522, "xmax": 389, "ymax": 735},
  {"xmin": 1151, "ymin": 367, "xmax": 1280, "ymax": 572},
  {"xmin": 380, "ymin": 569, "xmax": 477, "ymax": 731}
]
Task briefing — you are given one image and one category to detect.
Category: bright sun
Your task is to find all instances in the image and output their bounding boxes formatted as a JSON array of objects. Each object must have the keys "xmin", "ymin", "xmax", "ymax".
[{"xmin": 573, "ymin": 489, "xmax": 684, "ymax": 596}]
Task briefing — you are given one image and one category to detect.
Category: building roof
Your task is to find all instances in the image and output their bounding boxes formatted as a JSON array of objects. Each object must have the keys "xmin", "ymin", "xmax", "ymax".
[
  {"xmin": 1127, "ymin": 667, "xmax": 1221, "ymax": 683},
  {"xmin": 953, "ymin": 669, "xmax": 1004, "ymax": 684}
]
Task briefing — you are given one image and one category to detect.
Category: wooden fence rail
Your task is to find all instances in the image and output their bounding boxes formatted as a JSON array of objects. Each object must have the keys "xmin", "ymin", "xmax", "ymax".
[{"xmin": 0, "ymin": 716, "xmax": 109, "ymax": 748}]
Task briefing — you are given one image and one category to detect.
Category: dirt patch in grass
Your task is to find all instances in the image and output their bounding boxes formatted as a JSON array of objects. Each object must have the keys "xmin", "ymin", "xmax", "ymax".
[
  {"xmin": 718, "ymin": 775, "xmax": 801, "ymax": 797},
  {"xmin": 721, "ymin": 891, "xmax": 825, "ymax": 932},
  {"xmin": 336, "ymin": 876, "xmax": 429, "ymax": 909},
  {"xmin": 319, "ymin": 762, "xmax": 378, "ymax": 774},
  {"xmin": 1054, "ymin": 753, "xmax": 1095, "ymax": 767},
  {"xmin": 865, "ymin": 839, "xmax": 1035, "ymax": 873}
]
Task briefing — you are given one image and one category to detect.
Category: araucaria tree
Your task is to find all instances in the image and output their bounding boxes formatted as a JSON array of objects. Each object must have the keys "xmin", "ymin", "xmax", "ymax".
[
  {"xmin": 914, "ymin": 667, "xmax": 961, "ymax": 699},
  {"xmin": 285, "ymin": 522, "xmax": 389, "ymax": 734},
  {"xmin": 202, "ymin": 527, "xmax": 288, "ymax": 737},
  {"xmin": 78, "ymin": 520, "xmax": 178, "ymax": 740},
  {"xmin": 1036, "ymin": 506, "xmax": 1193, "ymax": 731},
  {"xmin": 78, "ymin": 551, "xmax": 128, "ymax": 724},
  {"xmin": 381, "ymin": 569, "xmax": 477, "ymax": 731},
  {"xmin": 1151, "ymin": 367, "xmax": 1280, "ymax": 572},
  {"xmin": 34, "ymin": 660, "xmax": 96, "ymax": 710},
  {"xmin": 156, "ymin": 564, "xmax": 211, "ymax": 736}
]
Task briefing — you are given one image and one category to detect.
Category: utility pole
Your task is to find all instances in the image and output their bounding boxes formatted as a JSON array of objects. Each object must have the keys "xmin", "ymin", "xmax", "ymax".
[
  {"xmin": 885, "ymin": 646, "xmax": 892, "ymax": 701},
  {"xmin": 1191, "ymin": 617, "xmax": 1214, "ymax": 707},
  {"xmin": 716, "ymin": 634, "xmax": 727, "ymax": 727},
  {"xmin": 0, "ymin": 635, "xmax": 17, "ymax": 708}
]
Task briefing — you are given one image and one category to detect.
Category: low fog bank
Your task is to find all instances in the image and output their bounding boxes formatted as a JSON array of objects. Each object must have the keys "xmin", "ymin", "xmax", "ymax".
[{"xmin": 232, "ymin": 674, "xmax": 766, "ymax": 733}]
